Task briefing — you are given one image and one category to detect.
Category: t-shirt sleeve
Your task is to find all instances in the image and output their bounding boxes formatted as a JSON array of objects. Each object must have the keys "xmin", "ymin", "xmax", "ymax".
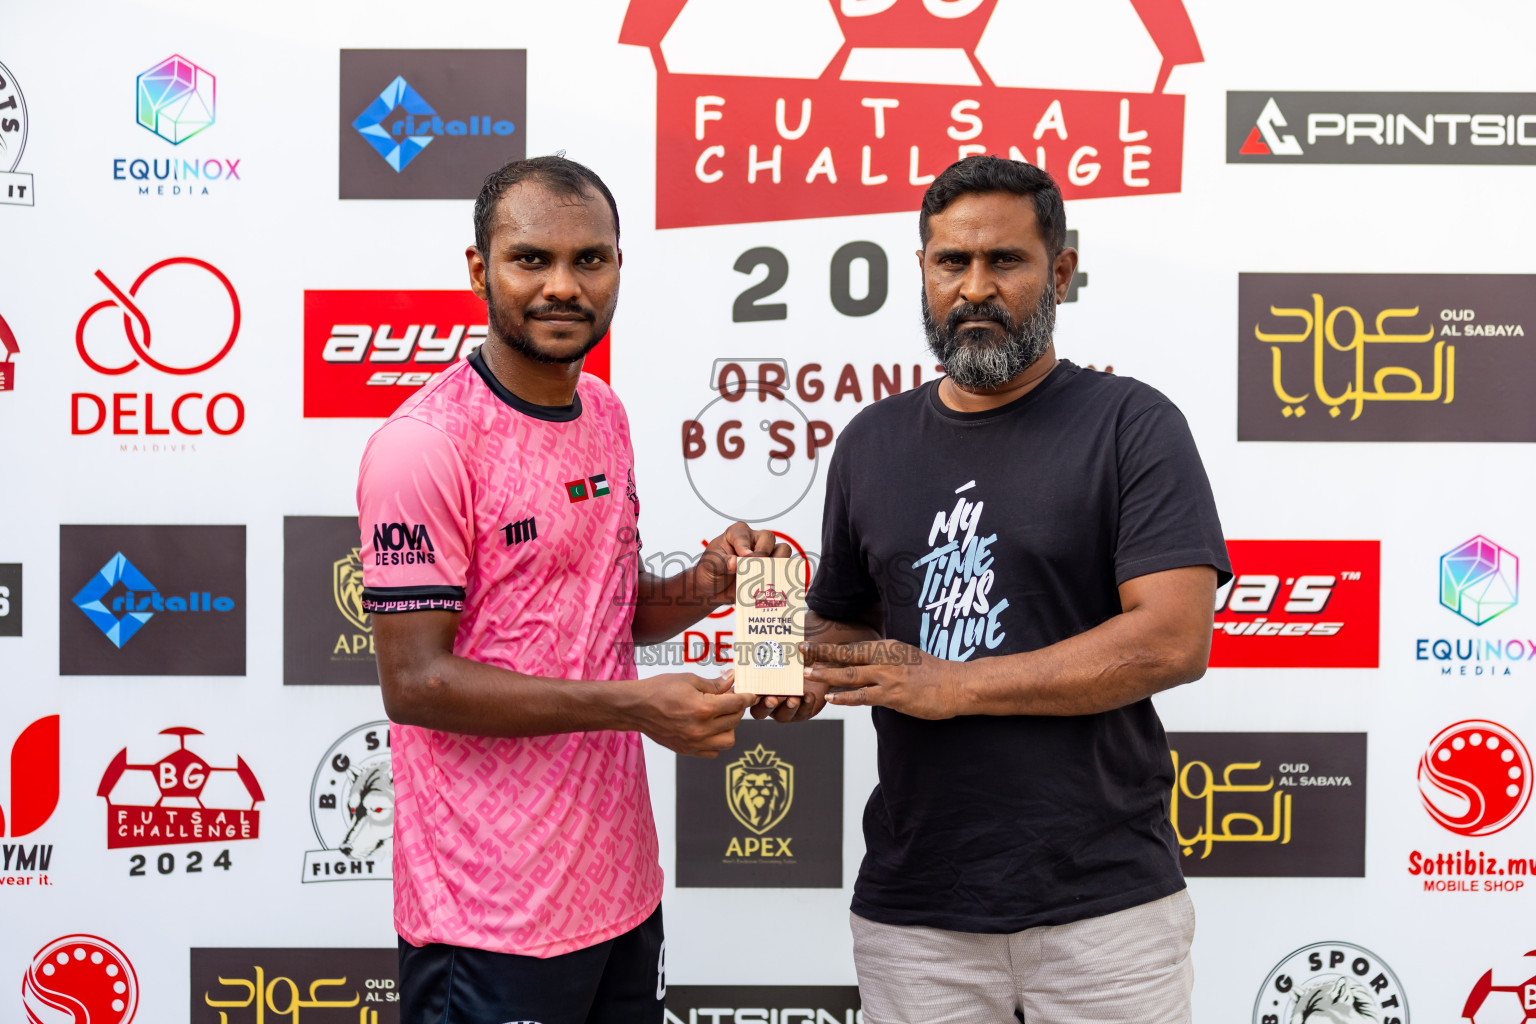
[
  {"xmin": 806, "ymin": 440, "xmax": 881, "ymax": 620},
  {"xmin": 356, "ymin": 416, "xmax": 474, "ymax": 613},
  {"xmin": 1114, "ymin": 399, "xmax": 1233, "ymax": 588}
]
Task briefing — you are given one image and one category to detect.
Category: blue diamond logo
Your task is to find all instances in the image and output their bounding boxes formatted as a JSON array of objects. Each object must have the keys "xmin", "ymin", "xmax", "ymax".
[
  {"xmin": 74, "ymin": 553, "xmax": 158, "ymax": 647},
  {"xmin": 352, "ymin": 75, "xmax": 436, "ymax": 172}
]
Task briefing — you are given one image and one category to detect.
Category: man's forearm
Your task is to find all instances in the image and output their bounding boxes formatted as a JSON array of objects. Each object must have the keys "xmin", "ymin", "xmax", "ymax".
[
  {"xmin": 630, "ymin": 568, "xmax": 726, "ymax": 646},
  {"xmin": 384, "ymin": 652, "xmax": 642, "ymax": 738},
  {"xmin": 955, "ymin": 606, "xmax": 1210, "ymax": 717},
  {"xmin": 804, "ymin": 608, "xmax": 883, "ymax": 646}
]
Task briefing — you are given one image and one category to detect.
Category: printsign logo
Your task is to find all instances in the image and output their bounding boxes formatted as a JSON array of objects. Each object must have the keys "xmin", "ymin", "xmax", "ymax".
[
  {"xmin": 24, "ymin": 935, "xmax": 138, "ymax": 1024},
  {"xmin": 0, "ymin": 59, "xmax": 34, "ymax": 205},
  {"xmin": 1168, "ymin": 733, "xmax": 1366, "ymax": 877},
  {"xmin": 1252, "ymin": 942, "xmax": 1407, "ymax": 1024},
  {"xmin": 339, "ymin": 50, "xmax": 525, "ymax": 200},
  {"xmin": 663, "ymin": 987, "xmax": 860, "ymax": 1024},
  {"xmin": 677, "ymin": 721, "xmax": 841, "ymax": 887},
  {"xmin": 1417, "ymin": 720, "xmax": 1530, "ymax": 838},
  {"xmin": 621, "ymin": 0, "xmax": 1204, "ymax": 227},
  {"xmin": 303, "ymin": 722, "xmax": 393, "ymax": 883},
  {"xmin": 1211, "ymin": 541, "xmax": 1379, "ymax": 668},
  {"xmin": 1228, "ymin": 91, "xmax": 1536, "ymax": 165},
  {"xmin": 60, "ymin": 525, "xmax": 245, "ymax": 675},
  {"xmin": 1238, "ymin": 274, "xmax": 1536, "ymax": 442},
  {"xmin": 97, "ymin": 727, "xmax": 263, "ymax": 850}
]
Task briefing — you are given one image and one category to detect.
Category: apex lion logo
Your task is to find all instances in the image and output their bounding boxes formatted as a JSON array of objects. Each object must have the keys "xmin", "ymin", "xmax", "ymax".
[
  {"xmin": 332, "ymin": 547, "xmax": 369, "ymax": 633},
  {"xmin": 726, "ymin": 743, "xmax": 794, "ymax": 834}
]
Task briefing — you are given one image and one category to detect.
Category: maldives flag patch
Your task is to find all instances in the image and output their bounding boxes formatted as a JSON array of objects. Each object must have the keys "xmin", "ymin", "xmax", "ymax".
[
  {"xmin": 590, "ymin": 473, "xmax": 610, "ymax": 497},
  {"xmin": 565, "ymin": 479, "xmax": 589, "ymax": 502}
]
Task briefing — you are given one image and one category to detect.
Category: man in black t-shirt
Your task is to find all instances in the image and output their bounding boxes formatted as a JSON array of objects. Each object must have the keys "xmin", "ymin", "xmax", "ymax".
[{"xmin": 799, "ymin": 157, "xmax": 1230, "ymax": 1023}]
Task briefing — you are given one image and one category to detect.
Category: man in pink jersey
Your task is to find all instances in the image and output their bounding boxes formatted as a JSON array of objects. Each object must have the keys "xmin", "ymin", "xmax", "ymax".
[{"xmin": 357, "ymin": 155, "xmax": 794, "ymax": 1024}]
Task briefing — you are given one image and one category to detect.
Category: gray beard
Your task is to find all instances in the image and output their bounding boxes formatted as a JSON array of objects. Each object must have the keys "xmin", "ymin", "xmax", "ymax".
[{"xmin": 922, "ymin": 286, "xmax": 1055, "ymax": 390}]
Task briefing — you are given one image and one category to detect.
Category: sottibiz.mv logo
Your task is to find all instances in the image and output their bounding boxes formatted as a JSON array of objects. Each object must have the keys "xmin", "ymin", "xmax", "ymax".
[
  {"xmin": 24, "ymin": 935, "xmax": 139, "ymax": 1024},
  {"xmin": 1211, "ymin": 540, "xmax": 1380, "ymax": 668},
  {"xmin": 621, "ymin": 0, "xmax": 1204, "ymax": 228}
]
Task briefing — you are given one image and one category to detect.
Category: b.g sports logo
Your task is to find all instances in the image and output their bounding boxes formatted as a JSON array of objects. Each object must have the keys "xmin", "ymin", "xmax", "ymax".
[{"xmin": 1211, "ymin": 540, "xmax": 1380, "ymax": 668}]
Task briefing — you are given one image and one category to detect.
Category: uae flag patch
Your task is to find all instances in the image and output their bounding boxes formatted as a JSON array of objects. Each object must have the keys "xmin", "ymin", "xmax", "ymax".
[
  {"xmin": 565, "ymin": 479, "xmax": 589, "ymax": 502},
  {"xmin": 590, "ymin": 473, "xmax": 610, "ymax": 497}
]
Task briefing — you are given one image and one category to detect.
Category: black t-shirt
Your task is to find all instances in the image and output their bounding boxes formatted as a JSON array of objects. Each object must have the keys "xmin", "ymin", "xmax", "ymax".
[{"xmin": 808, "ymin": 361, "xmax": 1231, "ymax": 933}]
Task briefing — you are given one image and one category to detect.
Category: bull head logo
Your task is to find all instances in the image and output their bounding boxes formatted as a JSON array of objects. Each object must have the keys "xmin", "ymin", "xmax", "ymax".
[
  {"xmin": 726, "ymin": 744, "xmax": 794, "ymax": 835},
  {"xmin": 333, "ymin": 547, "xmax": 369, "ymax": 633}
]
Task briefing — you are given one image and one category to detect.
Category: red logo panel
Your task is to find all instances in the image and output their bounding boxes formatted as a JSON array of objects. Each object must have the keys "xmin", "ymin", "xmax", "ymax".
[
  {"xmin": 1210, "ymin": 540, "xmax": 1380, "ymax": 668},
  {"xmin": 303, "ymin": 290, "xmax": 610, "ymax": 417}
]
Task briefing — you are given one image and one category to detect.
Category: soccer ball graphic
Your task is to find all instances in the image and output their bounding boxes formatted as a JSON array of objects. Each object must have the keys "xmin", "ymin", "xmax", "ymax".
[{"xmin": 1462, "ymin": 954, "xmax": 1536, "ymax": 1024}]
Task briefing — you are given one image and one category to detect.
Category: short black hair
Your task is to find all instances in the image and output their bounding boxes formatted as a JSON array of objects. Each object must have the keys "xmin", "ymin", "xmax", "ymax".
[
  {"xmin": 473, "ymin": 154, "xmax": 620, "ymax": 257},
  {"xmin": 919, "ymin": 156, "xmax": 1066, "ymax": 257}
]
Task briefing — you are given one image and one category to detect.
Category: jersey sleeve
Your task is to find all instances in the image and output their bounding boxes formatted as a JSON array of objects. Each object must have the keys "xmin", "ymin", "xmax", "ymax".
[
  {"xmin": 356, "ymin": 416, "xmax": 474, "ymax": 613},
  {"xmin": 807, "ymin": 439, "xmax": 881, "ymax": 620},
  {"xmin": 1113, "ymin": 399, "xmax": 1233, "ymax": 588}
]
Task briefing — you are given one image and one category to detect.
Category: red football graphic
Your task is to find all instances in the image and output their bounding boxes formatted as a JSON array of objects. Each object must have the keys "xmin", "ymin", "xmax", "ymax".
[
  {"xmin": 22, "ymin": 935, "xmax": 138, "ymax": 1024},
  {"xmin": 1418, "ymin": 720, "xmax": 1532, "ymax": 837}
]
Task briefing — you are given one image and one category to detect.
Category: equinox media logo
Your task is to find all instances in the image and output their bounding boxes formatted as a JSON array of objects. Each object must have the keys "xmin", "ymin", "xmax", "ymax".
[
  {"xmin": 1441, "ymin": 535, "xmax": 1518, "ymax": 625},
  {"xmin": 136, "ymin": 55, "xmax": 214, "ymax": 144}
]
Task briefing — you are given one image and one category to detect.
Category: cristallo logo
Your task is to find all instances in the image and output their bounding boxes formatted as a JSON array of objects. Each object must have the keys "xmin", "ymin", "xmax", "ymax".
[
  {"xmin": 727, "ymin": 743, "xmax": 794, "ymax": 836},
  {"xmin": 620, "ymin": 0, "xmax": 1203, "ymax": 228}
]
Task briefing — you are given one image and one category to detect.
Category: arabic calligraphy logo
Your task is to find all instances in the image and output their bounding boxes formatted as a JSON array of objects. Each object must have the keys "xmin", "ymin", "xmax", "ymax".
[
  {"xmin": 333, "ymin": 548, "xmax": 369, "ymax": 633},
  {"xmin": 1252, "ymin": 942, "xmax": 1408, "ymax": 1024},
  {"xmin": 1440, "ymin": 535, "xmax": 1518, "ymax": 626},
  {"xmin": 726, "ymin": 743, "xmax": 793, "ymax": 835},
  {"xmin": 24, "ymin": 934, "xmax": 139, "ymax": 1024},
  {"xmin": 76, "ymin": 257, "xmax": 241, "ymax": 376},
  {"xmin": 1237, "ymin": 96, "xmax": 1303, "ymax": 157},
  {"xmin": 1170, "ymin": 750, "xmax": 1291, "ymax": 860},
  {"xmin": 1256, "ymin": 294, "xmax": 1452, "ymax": 421},
  {"xmin": 203, "ymin": 964, "xmax": 371, "ymax": 1020},
  {"xmin": 1418, "ymin": 720, "xmax": 1531, "ymax": 837},
  {"xmin": 136, "ymin": 55, "xmax": 215, "ymax": 145}
]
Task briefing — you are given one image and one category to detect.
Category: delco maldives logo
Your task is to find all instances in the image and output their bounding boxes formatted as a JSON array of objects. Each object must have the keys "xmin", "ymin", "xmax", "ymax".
[
  {"xmin": 620, "ymin": 0, "xmax": 1204, "ymax": 228},
  {"xmin": 1417, "ymin": 720, "xmax": 1531, "ymax": 838},
  {"xmin": 24, "ymin": 935, "xmax": 139, "ymax": 1024},
  {"xmin": 97, "ymin": 727, "xmax": 263, "ymax": 849},
  {"xmin": 72, "ymin": 552, "xmax": 234, "ymax": 648},
  {"xmin": 113, "ymin": 54, "xmax": 241, "ymax": 196},
  {"xmin": 1211, "ymin": 540, "xmax": 1380, "ymax": 668}
]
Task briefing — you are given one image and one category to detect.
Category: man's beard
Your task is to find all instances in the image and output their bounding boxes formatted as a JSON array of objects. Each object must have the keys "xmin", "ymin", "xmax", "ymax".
[
  {"xmin": 922, "ymin": 285, "xmax": 1055, "ymax": 390},
  {"xmin": 486, "ymin": 281, "xmax": 613, "ymax": 365}
]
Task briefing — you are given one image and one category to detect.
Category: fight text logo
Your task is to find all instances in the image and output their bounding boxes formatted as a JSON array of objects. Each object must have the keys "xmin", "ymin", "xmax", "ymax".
[
  {"xmin": 303, "ymin": 722, "xmax": 392, "ymax": 883},
  {"xmin": 621, "ymin": 0, "xmax": 1203, "ymax": 228},
  {"xmin": 0, "ymin": 58, "xmax": 31, "ymax": 205},
  {"xmin": 339, "ymin": 50, "xmax": 525, "ymax": 200},
  {"xmin": 1211, "ymin": 541, "xmax": 1379, "ymax": 668},
  {"xmin": 1238, "ymin": 274, "xmax": 1536, "ymax": 442},
  {"xmin": 676, "ymin": 721, "xmax": 842, "ymax": 887}
]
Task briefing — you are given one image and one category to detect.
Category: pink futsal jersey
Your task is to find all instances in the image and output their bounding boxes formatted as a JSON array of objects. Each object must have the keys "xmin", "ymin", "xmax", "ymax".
[{"xmin": 356, "ymin": 349, "xmax": 661, "ymax": 958}]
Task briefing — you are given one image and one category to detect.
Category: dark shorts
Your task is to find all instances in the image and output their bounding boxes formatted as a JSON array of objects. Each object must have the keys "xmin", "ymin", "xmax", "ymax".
[{"xmin": 398, "ymin": 904, "xmax": 665, "ymax": 1024}]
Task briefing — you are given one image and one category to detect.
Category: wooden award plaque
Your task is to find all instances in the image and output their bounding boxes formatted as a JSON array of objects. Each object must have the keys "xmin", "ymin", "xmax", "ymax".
[{"xmin": 732, "ymin": 556, "xmax": 805, "ymax": 696}]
